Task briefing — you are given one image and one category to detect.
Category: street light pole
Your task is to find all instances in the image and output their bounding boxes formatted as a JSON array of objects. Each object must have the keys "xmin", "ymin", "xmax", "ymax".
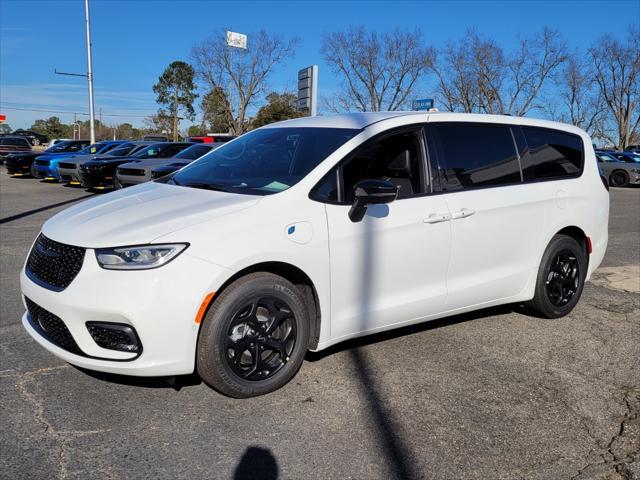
[{"xmin": 84, "ymin": 0, "xmax": 96, "ymax": 143}]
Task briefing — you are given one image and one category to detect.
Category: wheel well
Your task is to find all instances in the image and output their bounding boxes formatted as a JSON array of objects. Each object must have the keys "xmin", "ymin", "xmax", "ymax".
[
  {"xmin": 556, "ymin": 226, "xmax": 590, "ymax": 263},
  {"xmin": 214, "ymin": 262, "xmax": 321, "ymax": 349}
]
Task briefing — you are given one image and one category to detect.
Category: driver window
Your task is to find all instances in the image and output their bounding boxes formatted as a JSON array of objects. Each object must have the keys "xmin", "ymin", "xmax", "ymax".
[{"xmin": 312, "ymin": 129, "xmax": 427, "ymax": 204}]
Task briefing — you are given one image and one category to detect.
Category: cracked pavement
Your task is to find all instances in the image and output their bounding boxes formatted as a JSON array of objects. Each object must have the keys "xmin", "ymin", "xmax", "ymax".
[{"xmin": 1, "ymin": 173, "xmax": 638, "ymax": 479}]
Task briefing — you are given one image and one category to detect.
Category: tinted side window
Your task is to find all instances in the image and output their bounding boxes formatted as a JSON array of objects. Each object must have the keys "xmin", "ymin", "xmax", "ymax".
[
  {"xmin": 521, "ymin": 127, "xmax": 583, "ymax": 180},
  {"xmin": 434, "ymin": 124, "xmax": 521, "ymax": 191},
  {"xmin": 312, "ymin": 129, "xmax": 426, "ymax": 204}
]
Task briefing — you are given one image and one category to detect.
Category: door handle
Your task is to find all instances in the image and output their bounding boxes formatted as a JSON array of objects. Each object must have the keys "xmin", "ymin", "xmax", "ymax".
[
  {"xmin": 451, "ymin": 208, "xmax": 476, "ymax": 220},
  {"xmin": 423, "ymin": 213, "xmax": 451, "ymax": 224}
]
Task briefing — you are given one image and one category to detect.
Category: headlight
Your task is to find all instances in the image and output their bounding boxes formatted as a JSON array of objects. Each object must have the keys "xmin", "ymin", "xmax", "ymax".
[{"xmin": 95, "ymin": 243, "xmax": 188, "ymax": 270}]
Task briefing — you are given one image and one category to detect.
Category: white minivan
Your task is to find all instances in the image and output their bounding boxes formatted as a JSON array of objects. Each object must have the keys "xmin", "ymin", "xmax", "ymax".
[{"xmin": 20, "ymin": 112, "xmax": 609, "ymax": 397}]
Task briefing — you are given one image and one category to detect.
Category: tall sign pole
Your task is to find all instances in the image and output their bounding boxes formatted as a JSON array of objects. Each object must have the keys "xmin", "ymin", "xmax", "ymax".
[
  {"xmin": 85, "ymin": 0, "xmax": 96, "ymax": 143},
  {"xmin": 226, "ymin": 31, "xmax": 247, "ymax": 133},
  {"xmin": 297, "ymin": 65, "xmax": 318, "ymax": 116}
]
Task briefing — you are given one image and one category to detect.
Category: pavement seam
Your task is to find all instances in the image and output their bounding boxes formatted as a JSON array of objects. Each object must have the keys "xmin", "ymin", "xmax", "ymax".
[
  {"xmin": 570, "ymin": 387, "xmax": 640, "ymax": 480},
  {"xmin": 10, "ymin": 365, "xmax": 111, "ymax": 480}
]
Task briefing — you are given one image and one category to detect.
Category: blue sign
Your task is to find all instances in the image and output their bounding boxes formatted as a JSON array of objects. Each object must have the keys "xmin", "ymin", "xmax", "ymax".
[{"xmin": 412, "ymin": 98, "xmax": 434, "ymax": 111}]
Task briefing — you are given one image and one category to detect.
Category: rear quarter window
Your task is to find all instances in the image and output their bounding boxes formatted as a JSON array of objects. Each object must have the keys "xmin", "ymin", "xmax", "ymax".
[{"xmin": 521, "ymin": 126, "xmax": 584, "ymax": 181}]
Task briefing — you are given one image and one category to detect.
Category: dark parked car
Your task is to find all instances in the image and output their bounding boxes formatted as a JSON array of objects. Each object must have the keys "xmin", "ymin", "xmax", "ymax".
[
  {"xmin": 4, "ymin": 140, "xmax": 90, "ymax": 176},
  {"xmin": 79, "ymin": 142, "xmax": 193, "ymax": 189},
  {"xmin": 11, "ymin": 129, "xmax": 49, "ymax": 146},
  {"xmin": 0, "ymin": 136, "xmax": 32, "ymax": 163},
  {"xmin": 59, "ymin": 141, "xmax": 155, "ymax": 184}
]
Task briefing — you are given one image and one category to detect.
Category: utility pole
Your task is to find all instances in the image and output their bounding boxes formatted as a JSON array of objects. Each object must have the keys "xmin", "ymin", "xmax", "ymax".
[
  {"xmin": 84, "ymin": 0, "xmax": 96, "ymax": 143},
  {"xmin": 53, "ymin": 2, "xmax": 97, "ymax": 143}
]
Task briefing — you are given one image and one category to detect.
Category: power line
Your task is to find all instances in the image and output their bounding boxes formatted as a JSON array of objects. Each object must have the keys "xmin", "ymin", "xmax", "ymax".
[{"xmin": 0, "ymin": 106, "xmax": 156, "ymax": 118}]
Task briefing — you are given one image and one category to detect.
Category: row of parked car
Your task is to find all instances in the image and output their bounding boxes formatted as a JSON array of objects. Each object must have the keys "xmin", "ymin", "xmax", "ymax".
[
  {"xmin": 594, "ymin": 149, "xmax": 640, "ymax": 187},
  {"xmin": 0, "ymin": 135, "xmax": 235, "ymax": 191}
]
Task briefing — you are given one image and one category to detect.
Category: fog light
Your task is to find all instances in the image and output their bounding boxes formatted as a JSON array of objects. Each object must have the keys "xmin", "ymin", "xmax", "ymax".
[{"xmin": 86, "ymin": 322, "xmax": 141, "ymax": 353}]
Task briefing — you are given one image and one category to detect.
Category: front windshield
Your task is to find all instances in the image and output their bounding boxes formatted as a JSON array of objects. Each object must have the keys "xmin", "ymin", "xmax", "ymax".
[
  {"xmin": 174, "ymin": 144, "xmax": 214, "ymax": 160},
  {"xmin": 46, "ymin": 141, "xmax": 83, "ymax": 153},
  {"xmin": 78, "ymin": 142, "xmax": 107, "ymax": 155},
  {"xmin": 106, "ymin": 143, "xmax": 136, "ymax": 157},
  {"xmin": 170, "ymin": 127, "xmax": 359, "ymax": 195},
  {"xmin": 133, "ymin": 143, "xmax": 166, "ymax": 159},
  {"xmin": 597, "ymin": 153, "xmax": 620, "ymax": 162}
]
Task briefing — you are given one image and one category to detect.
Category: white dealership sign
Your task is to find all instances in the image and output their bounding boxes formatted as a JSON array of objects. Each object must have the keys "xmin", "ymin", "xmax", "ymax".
[{"xmin": 226, "ymin": 31, "xmax": 247, "ymax": 49}]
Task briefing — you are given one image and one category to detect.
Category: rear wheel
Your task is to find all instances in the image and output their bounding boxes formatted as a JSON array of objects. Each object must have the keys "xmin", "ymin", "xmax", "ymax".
[
  {"xmin": 197, "ymin": 273, "xmax": 310, "ymax": 398},
  {"xmin": 609, "ymin": 170, "xmax": 629, "ymax": 187},
  {"xmin": 30, "ymin": 163, "xmax": 37, "ymax": 178},
  {"xmin": 113, "ymin": 176, "xmax": 122, "ymax": 190},
  {"xmin": 528, "ymin": 235, "xmax": 587, "ymax": 318}
]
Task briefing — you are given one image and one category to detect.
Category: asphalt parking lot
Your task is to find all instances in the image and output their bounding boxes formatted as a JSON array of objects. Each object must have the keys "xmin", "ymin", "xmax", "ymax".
[{"xmin": 0, "ymin": 172, "xmax": 638, "ymax": 480}]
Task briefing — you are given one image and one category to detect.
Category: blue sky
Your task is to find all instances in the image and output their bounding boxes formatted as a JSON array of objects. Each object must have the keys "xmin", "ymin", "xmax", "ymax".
[{"xmin": 1, "ymin": 0, "xmax": 638, "ymax": 130}]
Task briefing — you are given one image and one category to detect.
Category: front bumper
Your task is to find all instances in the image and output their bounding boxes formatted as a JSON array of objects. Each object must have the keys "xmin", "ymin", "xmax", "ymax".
[
  {"xmin": 79, "ymin": 168, "xmax": 115, "ymax": 188},
  {"xmin": 117, "ymin": 170, "xmax": 152, "ymax": 187},
  {"xmin": 20, "ymin": 248, "xmax": 229, "ymax": 376},
  {"xmin": 5, "ymin": 160, "xmax": 32, "ymax": 175},
  {"xmin": 34, "ymin": 163, "xmax": 59, "ymax": 180},
  {"xmin": 630, "ymin": 173, "xmax": 640, "ymax": 185},
  {"xmin": 58, "ymin": 166, "xmax": 81, "ymax": 184}
]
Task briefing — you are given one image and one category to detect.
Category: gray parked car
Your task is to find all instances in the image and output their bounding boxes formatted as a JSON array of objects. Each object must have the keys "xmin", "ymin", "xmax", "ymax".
[
  {"xmin": 58, "ymin": 141, "xmax": 155, "ymax": 184},
  {"xmin": 596, "ymin": 151, "xmax": 640, "ymax": 187},
  {"xmin": 115, "ymin": 143, "xmax": 221, "ymax": 188}
]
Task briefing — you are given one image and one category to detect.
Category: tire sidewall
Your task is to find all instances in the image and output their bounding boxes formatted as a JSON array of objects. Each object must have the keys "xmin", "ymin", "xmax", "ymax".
[
  {"xmin": 198, "ymin": 274, "xmax": 310, "ymax": 398},
  {"xmin": 534, "ymin": 236, "xmax": 587, "ymax": 318}
]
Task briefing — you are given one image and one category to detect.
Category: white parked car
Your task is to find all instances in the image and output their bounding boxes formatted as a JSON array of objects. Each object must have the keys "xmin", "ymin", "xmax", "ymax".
[{"xmin": 20, "ymin": 112, "xmax": 609, "ymax": 397}]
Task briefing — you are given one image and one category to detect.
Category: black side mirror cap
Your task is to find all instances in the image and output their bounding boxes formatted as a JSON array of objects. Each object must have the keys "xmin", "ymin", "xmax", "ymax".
[{"xmin": 348, "ymin": 179, "xmax": 398, "ymax": 222}]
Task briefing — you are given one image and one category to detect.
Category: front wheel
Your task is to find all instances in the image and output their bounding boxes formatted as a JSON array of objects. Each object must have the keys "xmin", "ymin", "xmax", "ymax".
[
  {"xmin": 609, "ymin": 170, "xmax": 629, "ymax": 187},
  {"xmin": 528, "ymin": 235, "xmax": 587, "ymax": 318},
  {"xmin": 197, "ymin": 273, "xmax": 310, "ymax": 398}
]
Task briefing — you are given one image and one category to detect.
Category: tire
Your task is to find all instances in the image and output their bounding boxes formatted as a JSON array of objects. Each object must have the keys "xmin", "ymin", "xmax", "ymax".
[
  {"xmin": 30, "ymin": 163, "xmax": 37, "ymax": 178},
  {"xmin": 528, "ymin": 234, "xmax": 587, "ymax": 319},
  {"xmin": 609, "ymin": 170, "xmax": 629, "ymax": 187},
  {"xmin": 32, "ymin": 138, "xmax": 40, "ymax": 146},
  {"xmin": 197, "ymin": 272, "xmax": 310, "ymax": 398},
  {"xmin": 113, "ymin": 176, "xmax": 122, "ymax": 190}
]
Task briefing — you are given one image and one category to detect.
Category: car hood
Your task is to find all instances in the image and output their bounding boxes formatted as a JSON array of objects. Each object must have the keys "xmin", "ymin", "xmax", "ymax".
[
  {"xmin": 118, "ymin": 158, "xmax": 176, "ymax": 169},
  {"xmin": 42, "ymin": 181, "xmax": 261, "ymax": 248}
]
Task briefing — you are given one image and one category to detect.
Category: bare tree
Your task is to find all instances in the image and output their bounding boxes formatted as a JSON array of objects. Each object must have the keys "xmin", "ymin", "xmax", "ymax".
[
  {"xmin": 549, "ymin": 53, "xmax": 605, "ymax": 139},
  {"xmin": 589, "ymin": 27, "xmax": 640, "ymax": 149},
  {"xmin": 431, "ymin": 28, "xmax": 566, "ymax": 116},
  {"xmin": 191, "ymin": 30, "xmax": 299, "ymax": 134},
  {"xmin": 321, "ymin": 27, "xmax": 433, "ymax": 112}
]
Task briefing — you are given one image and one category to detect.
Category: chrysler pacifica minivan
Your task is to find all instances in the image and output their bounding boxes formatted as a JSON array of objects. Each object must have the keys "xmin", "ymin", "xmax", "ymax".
[{"xmin": 20, "ymin": 112, "xmax": 609, "ymax": 397}]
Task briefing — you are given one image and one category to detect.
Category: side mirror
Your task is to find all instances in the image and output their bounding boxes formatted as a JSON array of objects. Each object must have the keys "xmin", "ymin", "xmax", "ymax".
[{"xmin": 348, "ymin": 179, "xmax": 398, "ymax": 222}]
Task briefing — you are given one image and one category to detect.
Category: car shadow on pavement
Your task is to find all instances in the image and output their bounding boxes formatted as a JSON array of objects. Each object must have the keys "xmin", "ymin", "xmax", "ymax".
[
  {"xmin": 233, "ymin": 446, "xmax": 279, "ymax": 480},
  {"xmin": 0, "ymin": 194, "xmax": 95, "ymax": 225},
  {"xmin": 74, "ymin": 367, "xmax": 202, "ymax": 391},
  {"xmin": 305, "ymin": 210, "xmax": 519, "ymax": 479}
]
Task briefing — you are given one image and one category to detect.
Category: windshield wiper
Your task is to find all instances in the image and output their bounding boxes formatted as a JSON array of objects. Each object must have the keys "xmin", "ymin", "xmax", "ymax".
[{"xmin": 183, "ymin": 182, "xmax": 233, "ymax": 192}]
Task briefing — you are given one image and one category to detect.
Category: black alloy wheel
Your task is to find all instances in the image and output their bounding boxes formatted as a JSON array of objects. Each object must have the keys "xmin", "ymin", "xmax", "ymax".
[
  {"xmin": 609, "ymin": 170, "xmax": 629, "ymax": 187},
  {"xmin": 528, "ymin": 234, "xmax": 587, "ymax": 318},
  {"xmin": 225, "ymin": 297, "xmax": 297, "ymax": 381},
  {"xmin": 197, "ymin": 272, "xmax": 310, "ymax": 398},
  {"xmin": 545, "ymin": 250, "xmax": 580, "ymax": 307}
]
